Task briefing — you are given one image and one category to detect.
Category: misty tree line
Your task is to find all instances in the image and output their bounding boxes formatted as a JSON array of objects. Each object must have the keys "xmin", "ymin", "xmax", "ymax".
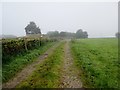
[
  {"xmin": 25, "ymin": 21, "xmax": 88, "ymax": 39},
  {"xmin": 47, "ymin": 29, "xmax": 88, "ymax": 39},
  {"xmin": 25, "ymin": 21, "xmax": 120, "ymax": 39}
]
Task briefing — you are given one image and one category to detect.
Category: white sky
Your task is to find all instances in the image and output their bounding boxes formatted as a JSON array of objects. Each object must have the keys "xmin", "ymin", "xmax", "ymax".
[
  {"xmin": 0, "ymin": 0, "xmax": 119, "ymax": 38},
  {"xmin": 1, "ymin": 0, "xmax": 119, "ymax": 2}
]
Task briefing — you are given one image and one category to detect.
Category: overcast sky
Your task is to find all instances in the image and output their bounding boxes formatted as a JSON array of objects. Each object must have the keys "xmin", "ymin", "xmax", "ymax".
[{"xmin": 1, "ymin": 1, "xmax": 118, "ymax": 38}]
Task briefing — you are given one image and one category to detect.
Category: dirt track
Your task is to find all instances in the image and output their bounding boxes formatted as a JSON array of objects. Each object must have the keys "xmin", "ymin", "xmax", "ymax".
[{"xmin": 59, "ymin": 40, "xmax": 82, "ymax": 88}]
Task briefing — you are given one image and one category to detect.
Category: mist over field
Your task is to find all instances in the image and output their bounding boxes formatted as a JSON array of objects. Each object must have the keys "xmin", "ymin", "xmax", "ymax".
[
  {"xmin": 1, "ymin": 0, "xmax": 119, "ymax": 89},
  {"xmin": 1, "ymin": 2, "xmax": 118, "ymax": 38}
]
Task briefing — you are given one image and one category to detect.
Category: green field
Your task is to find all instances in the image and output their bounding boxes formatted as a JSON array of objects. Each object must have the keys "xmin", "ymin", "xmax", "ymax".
[{"xmin": 70, "ymin": 38, "xmax": 118, "ymax": 88}]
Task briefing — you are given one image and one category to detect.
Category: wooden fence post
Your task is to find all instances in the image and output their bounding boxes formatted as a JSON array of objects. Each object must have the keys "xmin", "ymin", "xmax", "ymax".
[
  {"xmin": 39, "ymin": 34, "xmax": 42, "ymax": 46},
  {"xmin": 24, "ymin": 37, "xmax": 28, "ymax": 51}
]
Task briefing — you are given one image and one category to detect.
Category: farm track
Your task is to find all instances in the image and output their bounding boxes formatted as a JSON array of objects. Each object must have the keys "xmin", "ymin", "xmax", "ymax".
[
  {"xmin": 59, "ymin": 40, "xmax": 82, "ymax": 88},
  {"xmin": 3, "ymin": 40, "xmax": 83, "ymax": 88},
  {"xmin": 2, "ymin": 42, "xmax": 61, "ymax": 88}
]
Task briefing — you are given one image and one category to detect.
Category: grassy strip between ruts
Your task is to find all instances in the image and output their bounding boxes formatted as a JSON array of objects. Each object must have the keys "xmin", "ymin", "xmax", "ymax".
[
  {"xmin": 16, "ymin": 41, "xmax": 65, "ymax": 88},
  {"xmin": 70, "ymin": 38, "xmax": 118, "ymax": 88},
  {"xmin": 2, "ymin": 42, "xmax": 56, "ymax": 83}
]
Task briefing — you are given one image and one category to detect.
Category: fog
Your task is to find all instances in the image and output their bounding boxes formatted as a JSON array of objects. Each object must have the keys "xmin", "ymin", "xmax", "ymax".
[{"xmin": 2, "ymin": 2, "xmax": 118, "ymax": 38}]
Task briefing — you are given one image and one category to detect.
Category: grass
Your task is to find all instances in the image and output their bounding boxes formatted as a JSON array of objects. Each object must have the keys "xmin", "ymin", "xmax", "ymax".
[
  {"xmin": 70, "ymin": 38, "xmax": 119, "ymax": 88},
  {"xmin": 16, "ymin": 41, "xmax": 65, "ymax": 88},
  {"xmin": 2, "ymin": 42, "xmax": 56, "ymax": 83}
]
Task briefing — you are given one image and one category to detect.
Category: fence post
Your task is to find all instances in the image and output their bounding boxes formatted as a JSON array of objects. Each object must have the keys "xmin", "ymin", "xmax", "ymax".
[
  {"xmin": 40, "ymin": 36, "xmax": 41, "ymax": 46},
  {"xmin": 39, "ymin": 34, "xmax": 42, "ymax": 46},
  {"xmin": 24, "ymin": 37, "xmax": 28, "ymax": 51}
]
